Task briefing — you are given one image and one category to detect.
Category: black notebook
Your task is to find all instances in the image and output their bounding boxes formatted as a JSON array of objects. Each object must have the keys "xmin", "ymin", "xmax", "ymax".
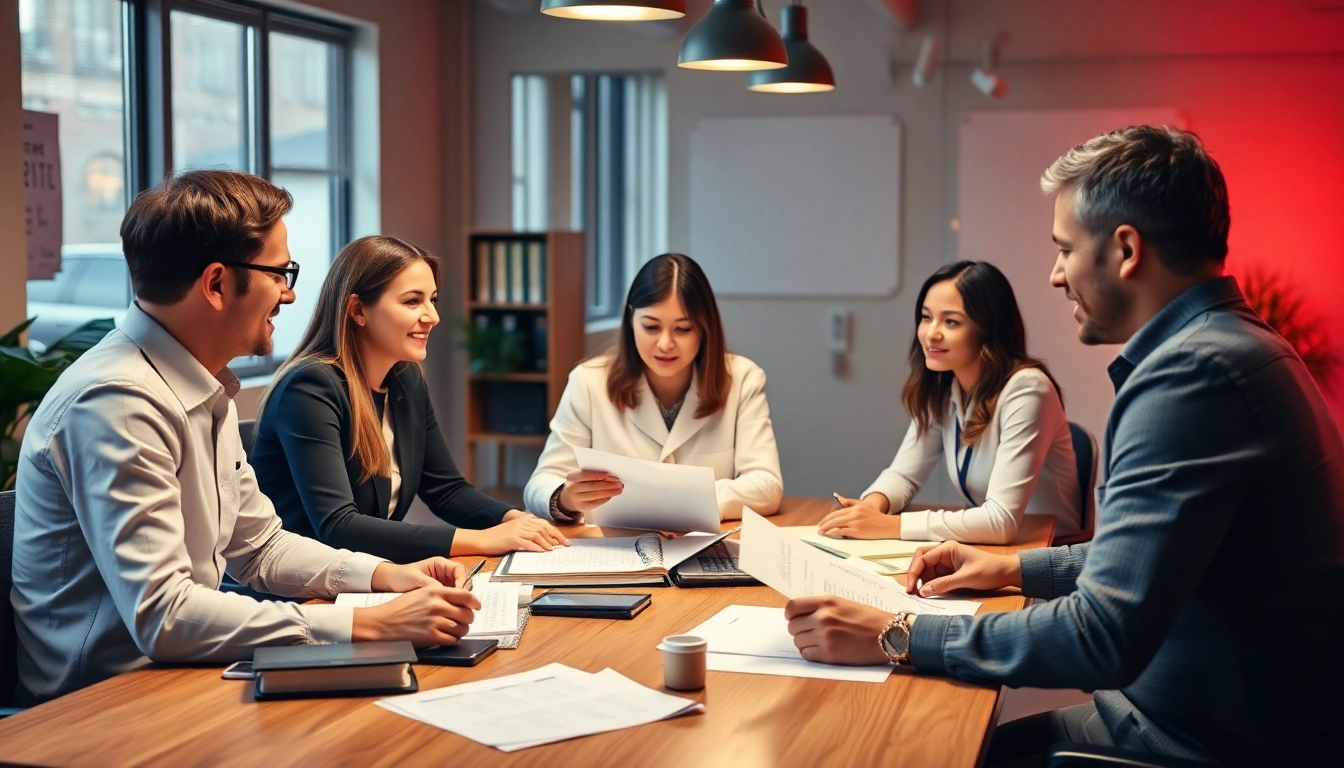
[{"xmin": 252, "ymin": 641, "xmax": 419, "ymax": 701}]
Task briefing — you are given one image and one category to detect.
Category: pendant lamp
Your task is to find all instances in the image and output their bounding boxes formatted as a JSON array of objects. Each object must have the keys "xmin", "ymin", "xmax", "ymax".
[
  {"xmin": 678, "ymin": 0, "xmax": 787, "ymax": 72},
  {"xmin": 540, "ymin": 0, "xmax": 686, "ymax": 22},
  {"xmin": 747, "ymin": 3, "xmax": 834, "ymax": 92}
]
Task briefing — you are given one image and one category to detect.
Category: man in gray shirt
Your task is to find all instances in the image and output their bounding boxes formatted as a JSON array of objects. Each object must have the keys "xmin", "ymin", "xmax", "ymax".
[
  {"xmin": 13, "ymin": 171, "xmax": 481, "ymax": 704},
  {"xmin": 785, "ymin": 127, "xmax": 1344, "ymax": 766}
]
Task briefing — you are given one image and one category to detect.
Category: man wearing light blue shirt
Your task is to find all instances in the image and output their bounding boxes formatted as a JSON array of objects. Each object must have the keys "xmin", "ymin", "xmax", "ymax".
[
  {"xmin": 13, "ymin": 171, "xmax": 481, "ymax": 704},
  {"xmin": 785, "ymin": 126, "xmax": 1344, "ymax": 766}
]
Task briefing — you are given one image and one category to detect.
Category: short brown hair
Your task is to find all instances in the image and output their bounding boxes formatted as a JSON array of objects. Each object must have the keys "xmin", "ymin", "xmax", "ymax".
[
  {"xmin": 1040, "ymin": 125, "xmax": 1230, "ymax": 276},
  {"xmin": 607, "ymin": 253, "xmax": 731, "ymax": 418},
  {"xmin": 121, "ymin": 170, "xmax": 293, "ymax": 304}
]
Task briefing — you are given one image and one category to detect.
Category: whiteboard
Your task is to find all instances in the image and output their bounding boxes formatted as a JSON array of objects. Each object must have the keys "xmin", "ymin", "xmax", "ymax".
[
  {"xmin": 689, "ymin": 115, "xmax": 902, "ymax": 297},
  {"xmin": 957, "ymin": 108, "xmax": 1186, "ymax": 441}
]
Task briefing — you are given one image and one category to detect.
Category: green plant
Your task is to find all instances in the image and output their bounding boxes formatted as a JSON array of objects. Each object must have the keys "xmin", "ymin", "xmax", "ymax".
[
  {"xmin": 1, "ymin": 317, "xmax": 116, "ymax": 490},
  {"xmin": 1237, "ymin": 266, "xmax": 1342, "ymax": 391},
  {"xmin": 456, "ymin": 317, "xmax": 526, "ymax": 376}
]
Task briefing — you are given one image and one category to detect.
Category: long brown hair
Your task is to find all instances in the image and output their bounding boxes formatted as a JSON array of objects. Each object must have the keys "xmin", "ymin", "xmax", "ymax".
[
  {"xmin": 607, "ymin": 253, "xmax": 731, "ymax": 418},
  {"xmin": 901, "ymin": 261, "xmax": 1062, "ymax": 447},
  {"xmin": 260, "ymin": 236, "xmax": 440, "ymax": 482}
]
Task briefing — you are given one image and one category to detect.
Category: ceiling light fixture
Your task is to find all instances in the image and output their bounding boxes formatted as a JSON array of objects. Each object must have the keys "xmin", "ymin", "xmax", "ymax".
[
  {"xmin": 678, "ymin": 0, "xmax": 787, "ymax": 72},
  {"xmin": 540, "ymin": 0, "xmax": 686, "ymax": 22},
  {"xmin": 747, "ymin": 2, "xmax": 834, "ymax": 93}
]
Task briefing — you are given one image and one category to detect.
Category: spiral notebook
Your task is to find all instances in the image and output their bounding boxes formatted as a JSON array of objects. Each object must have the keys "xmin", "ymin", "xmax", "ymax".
[{"xmin": 494, "ymin": 530, "xmax": 735, "ymax": 587}]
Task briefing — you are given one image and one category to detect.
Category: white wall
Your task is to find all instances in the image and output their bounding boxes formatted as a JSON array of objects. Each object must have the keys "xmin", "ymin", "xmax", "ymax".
[{"xmin": 470, "ymin": 0, "xmax": 1344, "ymax": 500}]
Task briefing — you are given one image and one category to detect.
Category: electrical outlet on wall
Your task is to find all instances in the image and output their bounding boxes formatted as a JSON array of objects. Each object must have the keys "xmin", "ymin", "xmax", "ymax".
[{"xmin": 826, "ymin": 308, "xmax": 851, "ymax": 353}]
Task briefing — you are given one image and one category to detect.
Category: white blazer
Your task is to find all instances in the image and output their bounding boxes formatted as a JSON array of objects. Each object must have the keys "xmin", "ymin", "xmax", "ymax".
[
  {"xmin": 525, "ymin": 354, "xmax": 784, "ymax": 521},
  {"xmin": 863, "ymin": 367, "xmax": 1081, "ymax": 544}
]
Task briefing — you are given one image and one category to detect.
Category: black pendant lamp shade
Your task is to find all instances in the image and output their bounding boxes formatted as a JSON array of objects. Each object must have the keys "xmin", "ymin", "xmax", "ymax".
[
  {"xmin": 678, "ymin": 0, "xmax": 788, "ymax": 71},
  {"xmin": 748, "ymin": 4, "xmax": 834, "ymax": 92},
  {"xmin": 540, "ymin": 0, "xmax": 686, "ymax": 22}
]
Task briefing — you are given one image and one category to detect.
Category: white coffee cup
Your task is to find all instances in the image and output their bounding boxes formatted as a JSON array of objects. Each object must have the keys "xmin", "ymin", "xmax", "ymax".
[{"xmin": 657, "ymin": 634, "xmax": 708, "ymax": 691}]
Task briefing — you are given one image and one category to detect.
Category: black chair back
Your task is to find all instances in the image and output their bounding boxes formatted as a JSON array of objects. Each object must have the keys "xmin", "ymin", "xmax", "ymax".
[
  {"xmin": 1057, "ymin": 422, "xmax": 1099, "ymax": 546},
  {"xmin": 1, "ymin": 489, "xmax": 17, "ymax": 708}
]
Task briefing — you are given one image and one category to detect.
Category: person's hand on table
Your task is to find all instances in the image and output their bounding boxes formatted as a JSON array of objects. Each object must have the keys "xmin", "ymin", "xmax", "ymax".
[
  {"xmin": 454, "ymin": 512, "xmax": 569, "ymax": 555},
  {"xmin": 818, "ymin": 493, "xmax": 900, "ymax": 539},
  {"xmin": 357, "ymin": 558, "xmax": 481, "ymax": 646},
  {"xmin": 905, "ymin": 541, "xmax": 1021, "ymax": 597},
  {"xmin": 784, "ymin": 595, "xmax": 897, "ymax": 665},
  {"xmin": 558, "ymin": 469, "xmax": 623, "ymax": 517}
]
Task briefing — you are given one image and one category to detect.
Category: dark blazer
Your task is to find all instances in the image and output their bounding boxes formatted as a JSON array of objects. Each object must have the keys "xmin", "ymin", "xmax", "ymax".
[{"xmin": 252, "ymin": 359, "xmax": 512, "ymax": 562}]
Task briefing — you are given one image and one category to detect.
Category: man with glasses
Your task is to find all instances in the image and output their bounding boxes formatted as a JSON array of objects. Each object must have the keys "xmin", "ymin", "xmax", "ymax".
[{"xmin": 13, "ymin": 170, "xmax": 481, "ymax": 704}]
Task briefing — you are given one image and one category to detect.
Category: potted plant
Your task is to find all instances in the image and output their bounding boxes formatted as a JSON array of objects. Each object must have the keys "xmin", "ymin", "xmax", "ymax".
[
  {"xmin": 456, "ymin": 316, "xmax": 527, "ymax": 376},
  {"xmin": 1, "ymin": 317, "xmax": 116, "ymax": 490},
  {"xmin": 1237, "ymin": 265, "xmax": 1341, "ymax": 392}
]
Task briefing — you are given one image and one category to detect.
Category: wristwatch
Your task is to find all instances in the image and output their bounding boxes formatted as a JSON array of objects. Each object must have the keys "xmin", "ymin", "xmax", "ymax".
[{"xmin": 879, "ymin": 612, "xmax": 916, "ymax": 665}]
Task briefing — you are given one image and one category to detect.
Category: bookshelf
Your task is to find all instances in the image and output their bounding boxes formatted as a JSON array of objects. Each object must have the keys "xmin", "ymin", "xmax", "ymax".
[{"xmin": 463, "ymin": 231, "xmax": 584, "ymax": 487}]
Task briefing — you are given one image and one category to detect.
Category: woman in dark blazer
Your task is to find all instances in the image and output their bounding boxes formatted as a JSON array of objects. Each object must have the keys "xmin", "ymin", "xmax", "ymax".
[{"xmin": 252, "ymin": 236, "xmax": 567, "ymax": 562}]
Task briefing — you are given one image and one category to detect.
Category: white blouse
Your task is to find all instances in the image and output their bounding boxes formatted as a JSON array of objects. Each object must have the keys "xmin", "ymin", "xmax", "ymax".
[
  {"xmin": 862, "ymin": 367, "xmax": 1082, "ymax": 544},
  {"xmin": 524, "ymin": 354, "xmax": 784, "ymax": 521}
]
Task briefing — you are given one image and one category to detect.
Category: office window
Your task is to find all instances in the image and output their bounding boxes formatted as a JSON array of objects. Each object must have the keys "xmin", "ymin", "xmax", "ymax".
[
  {"xmin": 21, "ymin": 0, "xmax": 352, "ymax": 375},
  {"xmin": 511, "ymin": 72, "xmax": 667, "ymax": 327}
]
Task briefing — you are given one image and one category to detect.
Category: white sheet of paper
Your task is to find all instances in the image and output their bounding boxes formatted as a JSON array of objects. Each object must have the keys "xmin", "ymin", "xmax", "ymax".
[
  {"xmin": 739, "ymin": 509, "xmax": 981, "ymax": 617},
  {"xmin": 706, "ymin": 652, "xmax": 893, "ymax": 683},
  {"xmin": 503, "ymin": 537, "xmax": 654, "ymax": 575},
  {"xmin": 335, "ymin": 581, "xmax": 520, "ymax": 637},
  {"xmin": 376, "ymin": 663, "xmax": 703, "ymax": 751},
  {"xmin": 658, "ymin": 530, "xmax": 734, "ymax": 568},
  {"xmin": 572, "ymin": 445, "xmax": 720, "ymax": 533},
  {"xmin": 475, "ymin": 570, "xmax": 535, "ymax": 605},
  {"xmin": 780, "ymin": 525, "xmax": 926, "ymax": 558}
]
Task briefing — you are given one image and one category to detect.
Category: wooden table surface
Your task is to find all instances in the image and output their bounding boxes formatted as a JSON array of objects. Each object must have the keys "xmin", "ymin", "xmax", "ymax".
[{"xmin": 0, "ymin": 499, "xmax": 1054, "ymax": 768}]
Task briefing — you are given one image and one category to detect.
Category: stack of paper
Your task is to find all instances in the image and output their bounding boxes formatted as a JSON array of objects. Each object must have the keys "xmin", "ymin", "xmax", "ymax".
[
  {"xmin": 335, "ymin": 573, "xmax": 534, "ymax": 647},
  {"xmin": 376, "ymin": 663, "xmax": 704, "ymax": 751},
  {"xmin": 780, "ymin": 525, "xmax": 925, "ymax": 575},
  {"xmin": 687, "ymin": 604, "xmax": 895, "ymax": 683}
]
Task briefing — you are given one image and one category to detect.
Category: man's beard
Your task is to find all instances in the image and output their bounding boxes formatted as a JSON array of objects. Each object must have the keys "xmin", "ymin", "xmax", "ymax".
[{"xmin": 1076, "ymin": 280, "xmax": 1131, "ymax": 346}]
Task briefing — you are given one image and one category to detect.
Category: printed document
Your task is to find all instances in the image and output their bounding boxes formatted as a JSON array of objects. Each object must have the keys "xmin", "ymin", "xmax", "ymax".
[
  {"xmin": 739, "ymin": 509, "xmax": 981, "ymax": 617},
  {"xmin": 686, "ymin": 604, "xmax": 892, "ymax": 683},
  {"xmin": 572, "ymin": 445, "xmax": 720, "ymax": 533},
  {"xmin": 376, "ymin": 663, "xmax": 703, "ymax": 751}
]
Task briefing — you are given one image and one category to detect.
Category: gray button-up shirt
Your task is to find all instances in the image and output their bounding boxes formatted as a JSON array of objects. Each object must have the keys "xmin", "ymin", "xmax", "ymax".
[
  {"xmin": 909, "ymin": 278, "xmax": 1344, "ymax": 766},
  {"xmin": 13, "ymin": 304, "xmax": 384, "ymax": 703}
]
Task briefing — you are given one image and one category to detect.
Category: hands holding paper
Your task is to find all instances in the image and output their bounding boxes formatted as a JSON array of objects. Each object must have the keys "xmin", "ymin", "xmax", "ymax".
[
  {"xmin": 818, "ymin": 493, "xmax": 900, "ymax": 539},
  {"xmin": 558, "ymin": 469, "xmax": 625, "ymax": 518},
  {"xmin": 356, "ymin": 557, "xmax": 483, "ymax": 647}
]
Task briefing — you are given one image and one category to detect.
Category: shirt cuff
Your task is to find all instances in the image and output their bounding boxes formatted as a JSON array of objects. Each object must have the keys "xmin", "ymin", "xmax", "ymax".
[
  {"xmin": 908, "ymin": 613, "xmax": 953, "ymax": 675},
  {"xmin": 899, "ymin": 511, "xmax": 933, "ymax": 540},
  {"xmin": 1018, "ymin": 548, "xmax": 1055, "ymax": 599},
  {"xmin": 303, "ymin": 604, "xmax": 358, "ymax": 644},
  {"xmin": 339, "ymin": 551, "xmax": 385, "ymax": 593}
]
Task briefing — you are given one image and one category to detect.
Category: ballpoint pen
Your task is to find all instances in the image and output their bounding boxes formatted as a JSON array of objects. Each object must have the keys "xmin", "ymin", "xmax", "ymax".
[{"xmin": 462, "ymin": 559, "xmax": 486, "ymax": 589}]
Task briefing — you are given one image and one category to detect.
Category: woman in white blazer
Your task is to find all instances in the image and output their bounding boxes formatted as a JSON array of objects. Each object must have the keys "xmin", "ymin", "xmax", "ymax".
[
  {"xmin": 820, "ymin": 261, "xmax": 1081, "ymax": 545},
  {"xmin": 524, "ymin": 253, "xmax": 783, "ymax": 523}
]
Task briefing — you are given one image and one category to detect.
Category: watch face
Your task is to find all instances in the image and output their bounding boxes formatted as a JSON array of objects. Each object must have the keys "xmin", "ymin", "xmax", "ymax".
[{"xmin": 883, "ymin": 626, "xmax": 910, "ymax": 658}]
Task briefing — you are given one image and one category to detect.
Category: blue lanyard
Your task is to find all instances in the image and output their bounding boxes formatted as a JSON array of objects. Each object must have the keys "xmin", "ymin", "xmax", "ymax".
[{"xmin": 954, "ymin": 417, "xmax": 977, "ymax": 507}]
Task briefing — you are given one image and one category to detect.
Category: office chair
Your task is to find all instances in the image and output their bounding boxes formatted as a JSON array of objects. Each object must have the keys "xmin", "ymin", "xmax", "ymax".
[
  {"xmin": 238, "ymin": 418, "xmax": 257, "ymax": 461},
  {"xmin": 1054, "ymin": 422, "xmax": 1098, "ymax": 547},
  {"xmin": 1, "ymin": 489, "xmax": 22, "ymax": 717}
]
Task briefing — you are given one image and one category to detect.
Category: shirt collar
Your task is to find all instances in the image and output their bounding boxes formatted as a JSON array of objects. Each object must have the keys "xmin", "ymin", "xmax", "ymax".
[
  {"xmin": 120, "ymin": 303, "xmax": 239, "ymax": 410},
  {"xmin": 1108, "ymin": 276, "xmax": 1244, "ymax": 392}
]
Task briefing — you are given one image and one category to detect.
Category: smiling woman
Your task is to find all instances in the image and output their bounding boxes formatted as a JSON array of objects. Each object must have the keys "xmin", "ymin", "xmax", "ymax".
[
  {"xmin": 817, "ymin": 261, "xmax": 1083, "ymax": 546},
  {"xmin": 250, "ymin": 236, "xmax": 569, "ymax": 563}
]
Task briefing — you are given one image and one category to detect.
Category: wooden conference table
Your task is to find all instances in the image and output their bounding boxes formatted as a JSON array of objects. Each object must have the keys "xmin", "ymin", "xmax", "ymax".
[{"xmin": 0, "ymin": 498, "xmax": 1054, "ymax": 768}]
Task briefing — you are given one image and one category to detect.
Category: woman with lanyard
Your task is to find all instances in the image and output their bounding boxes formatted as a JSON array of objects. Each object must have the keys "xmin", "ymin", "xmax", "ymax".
[{"xmin": 819, "ymin": 261, "xmax": 1082, "ymax": 545}]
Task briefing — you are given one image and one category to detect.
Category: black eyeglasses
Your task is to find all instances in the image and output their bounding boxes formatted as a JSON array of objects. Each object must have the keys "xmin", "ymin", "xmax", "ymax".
[{"xmin": 222, "ymin": 260, "xmax": 301, "ymax": 290}]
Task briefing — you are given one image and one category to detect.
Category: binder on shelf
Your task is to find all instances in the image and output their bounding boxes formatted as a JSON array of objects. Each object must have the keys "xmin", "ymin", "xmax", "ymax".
[
  {"xmin": 509, "ymin": 240, "xmax": 526, "ymax": 304},
  {"xmin": 475, "ymin": 241, "xmax": 491, "ymax": 303},
  {"xmin": 527, "ymin": 241, "xmax": 545, "ymax": 304},
  {"xmin": 492, "ymin": 241, "xmax": 509, "ymax": 304}
]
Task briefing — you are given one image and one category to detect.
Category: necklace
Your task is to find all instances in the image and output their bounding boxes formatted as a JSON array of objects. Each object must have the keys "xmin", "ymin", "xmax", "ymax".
[{"xmin": 658, "ymin": 397, "xmax": 684, "ymax": 430}]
